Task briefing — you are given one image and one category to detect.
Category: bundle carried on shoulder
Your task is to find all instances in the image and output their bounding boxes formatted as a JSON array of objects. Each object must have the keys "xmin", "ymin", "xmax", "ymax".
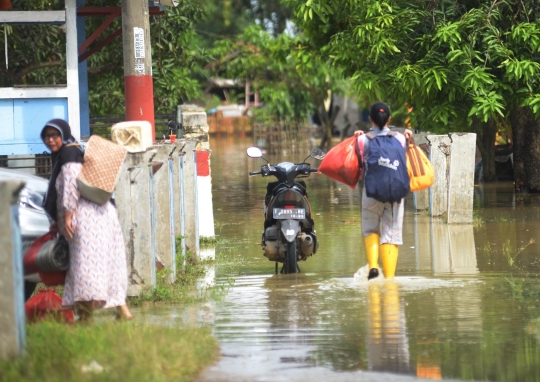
[
  {"xmin": 77, "ymin": 135, "xmax": 128, "ymax": 205},
  {"xmin": 317, "ymin": 135, "xmax": 362, "ymax": 189},
  {"xmin": 406, "ymin": 136, "xmax": 434, "ymax": 192}
]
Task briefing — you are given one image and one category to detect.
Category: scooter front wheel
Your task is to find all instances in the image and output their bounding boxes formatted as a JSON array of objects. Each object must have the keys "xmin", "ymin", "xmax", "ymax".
[{"xmin": 284, "ymin": 239, "xmax": 297, "ymax": 274}]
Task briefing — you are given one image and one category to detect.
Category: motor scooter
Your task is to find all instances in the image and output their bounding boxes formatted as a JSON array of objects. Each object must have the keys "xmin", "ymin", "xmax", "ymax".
[{"xmin": 247, "ymin": 147, "xmax": 325, "ymax": 274}]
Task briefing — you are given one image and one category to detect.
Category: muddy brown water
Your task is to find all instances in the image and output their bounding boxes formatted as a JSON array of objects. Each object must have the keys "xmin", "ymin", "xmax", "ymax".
[{"xmin": 135, "ymin": 136, "xmax": 540, "ymax": 382}]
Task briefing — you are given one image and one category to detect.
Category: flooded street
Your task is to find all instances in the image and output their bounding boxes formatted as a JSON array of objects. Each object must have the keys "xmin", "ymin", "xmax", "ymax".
[{"xmin": 140, "ymin": 136, "xmax": 540, "ymax": 381}]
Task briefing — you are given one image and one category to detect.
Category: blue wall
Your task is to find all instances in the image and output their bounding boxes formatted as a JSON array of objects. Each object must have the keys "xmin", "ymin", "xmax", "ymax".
[{"xmin": 0, "ymin": 98, "xmax": 68, "ymax": 155}]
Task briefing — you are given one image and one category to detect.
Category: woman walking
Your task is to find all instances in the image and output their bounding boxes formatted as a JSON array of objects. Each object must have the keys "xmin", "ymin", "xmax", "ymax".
[
  {"xmin": 41, "ymin": 119, "xmax": 132, "ymax": 322},
  {"xmin": 356, "ymin": 102, "xmax": 411, "ymax": 280}
]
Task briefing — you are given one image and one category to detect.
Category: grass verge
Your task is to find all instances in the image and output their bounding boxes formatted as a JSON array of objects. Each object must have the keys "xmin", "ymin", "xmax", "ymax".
[
  {"xmin": 129, "ymin": 235, "xmax": 239, "ymax": 306},
  {"xmin": 0, "ymin": 320, "xmax": 218, "ymax": 382},
  {"xmin": 129, "ymin": 249, "xmax": 232, "ymax": 306}
]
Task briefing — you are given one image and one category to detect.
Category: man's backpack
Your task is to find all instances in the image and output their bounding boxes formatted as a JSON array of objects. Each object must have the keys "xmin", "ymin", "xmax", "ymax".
[{"xmin": 363, "ymin": 131, "xmax": 410, "ymax": 203}]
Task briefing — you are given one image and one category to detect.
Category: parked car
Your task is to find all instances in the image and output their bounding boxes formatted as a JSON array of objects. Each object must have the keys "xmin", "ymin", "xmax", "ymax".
[{"xmin": 0, "ymin": 168, "xmax": 50, "ymax": 300}]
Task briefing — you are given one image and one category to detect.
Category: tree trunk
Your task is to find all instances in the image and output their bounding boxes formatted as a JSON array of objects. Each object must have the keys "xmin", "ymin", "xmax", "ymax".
[
  {"xmin": 510, "ymin": 105, "xmax": 528, "ymax": 192},
  {"xmin": 474, "ymin": 117, "xmax": 497, "ymax": 182},
  {"xmin": 512, "ymin": 106, "xmax": 540, "ymax": 192},
  {"xmin": 318, "ymin": 105, "xmax": 340, "ymax": 151},
  {"xmin": 319, "ymin": 120, "xmax": 333, "ymax": 151}
]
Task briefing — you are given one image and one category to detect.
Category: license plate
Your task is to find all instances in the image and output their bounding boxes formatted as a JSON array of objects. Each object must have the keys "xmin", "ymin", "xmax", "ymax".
[{"xmin": 273, "ymin": 208, "xmax": 305, "ymax": 220}]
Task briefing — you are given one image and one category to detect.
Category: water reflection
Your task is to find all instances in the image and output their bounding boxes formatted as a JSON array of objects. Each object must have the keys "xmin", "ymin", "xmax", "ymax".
[
  {"xmin": 428, "ymin": 221, "xmax": 478, "ymax": 275},
  {"xmin": 199, "ymin": 247, "xmax": 216, "ymax": 289},
  {"xmin": 367, "ymin": 281, "xmax": 411, "ymax": 374},
  {"xmin": 178, "ymin": 137, "xmax": 540, "ymax": 381}
]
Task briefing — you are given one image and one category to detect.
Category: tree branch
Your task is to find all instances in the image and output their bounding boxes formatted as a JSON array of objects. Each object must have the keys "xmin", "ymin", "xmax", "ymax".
[
  {"xmin": 19, "ymin": 61, "xmax": 63, "ymax": 77},
  {"xmin": 87, "ymin": 63, "xmax": 115, "ymax": 74}
]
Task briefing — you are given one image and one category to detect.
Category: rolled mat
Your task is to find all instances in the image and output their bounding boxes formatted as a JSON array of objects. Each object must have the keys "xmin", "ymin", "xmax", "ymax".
[{"xmin": 23, "ymin": 233, "xmax": 69, "ymax": 275}]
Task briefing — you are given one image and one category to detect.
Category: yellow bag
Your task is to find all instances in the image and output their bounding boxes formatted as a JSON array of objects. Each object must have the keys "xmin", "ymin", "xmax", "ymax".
[{"xmin": 406, "ymin": 137, "xmax": 434, "ymax": 192}]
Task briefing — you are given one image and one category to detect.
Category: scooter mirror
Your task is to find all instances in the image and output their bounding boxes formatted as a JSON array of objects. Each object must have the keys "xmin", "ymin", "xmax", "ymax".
[
  {"xmin": 310, "ymin": 148, "xmax": 326, "ymax": 160},
  {"xmin": 247, "ymin": 147, "xmax": 263, "ymax": 158}
]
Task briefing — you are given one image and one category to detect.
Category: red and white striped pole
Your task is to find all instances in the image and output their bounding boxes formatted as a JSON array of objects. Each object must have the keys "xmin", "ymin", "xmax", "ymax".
[
  {"xmin": 196, "ymin": 150, "xmax": 215, "ymax": 240},
  {"xmin": 121, "ymin": 0, "xmax": 155, "ymax": 141}
]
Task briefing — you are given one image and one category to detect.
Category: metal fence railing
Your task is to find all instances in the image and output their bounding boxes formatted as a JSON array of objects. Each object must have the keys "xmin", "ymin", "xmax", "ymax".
[
  {"xmin": 1, "ymin": 115, "xmax": 178, "ymax": 177},
  {"xmin": 0, "ymin": 154, "xmax": 53, "ymax": 178},
  {"xmin": 253, "ymin": 120, "xmax": 313, "ymax": 154}
]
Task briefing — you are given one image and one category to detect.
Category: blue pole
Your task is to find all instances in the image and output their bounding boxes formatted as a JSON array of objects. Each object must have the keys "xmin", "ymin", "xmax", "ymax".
[
  {"xmin": 168, "ymin": 158, "xmax": 176, "ymax": 282},
  {"xmin": 76, "ymin": 0, "xmax": 90, "ymax": 138},
  {"xmin": 179, "ymin": 156, "xmax": 186, "ymax": 269},
  {"xmin": 149, "ymin": 166, "xmax": 157, "ymax": 287},
  {"xmin": 10, "ymin": 204, "xmax": 25, "ymax": 358}
]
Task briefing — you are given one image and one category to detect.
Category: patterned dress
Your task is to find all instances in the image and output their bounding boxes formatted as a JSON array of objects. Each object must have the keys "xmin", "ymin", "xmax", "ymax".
[{"xmin": 56, "ymin": 162, "xmax": 128, "ymax": 309}]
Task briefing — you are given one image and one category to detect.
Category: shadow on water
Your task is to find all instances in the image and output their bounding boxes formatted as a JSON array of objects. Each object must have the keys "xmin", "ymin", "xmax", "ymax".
[{"xmin": 141, "ymin": 136, "xmax": 540, "ymax": 381}]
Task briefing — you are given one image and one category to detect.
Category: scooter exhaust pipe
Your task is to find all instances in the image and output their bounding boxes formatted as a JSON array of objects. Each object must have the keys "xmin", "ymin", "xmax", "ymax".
[{"xmin": 298, "ymin": 233, "xmax": 314, "ymax": 256}]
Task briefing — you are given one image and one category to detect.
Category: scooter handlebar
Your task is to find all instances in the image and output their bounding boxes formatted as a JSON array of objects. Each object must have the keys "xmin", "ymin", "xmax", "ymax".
[
  {"xmin": 249, "ymin": 170, "xmax": 262, "ymax": 176},
  {"xmin": 310, "ymin": 168, "xmax": 319, "ymax": 173}
]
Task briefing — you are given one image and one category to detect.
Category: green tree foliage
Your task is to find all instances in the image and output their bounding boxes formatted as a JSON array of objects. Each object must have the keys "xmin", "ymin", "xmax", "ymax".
[
  {"xmin": 0, "ymin": 0, "xmax": 208, "ymax": 115},
  {"xmin": 193, "ymin": 0, "xmax": 294, "ymax": 49},
  {"xmin": 210, "ymin": 25, "xmax": 343, "ymax": 149},
  {"xmin": 287, "ymin": 0, "xmax": 540, "ymax": 188}
]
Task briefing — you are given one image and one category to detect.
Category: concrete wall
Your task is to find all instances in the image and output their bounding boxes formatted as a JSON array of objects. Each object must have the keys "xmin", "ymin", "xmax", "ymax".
[
  {"xmin": 426, "ymin": 135, "xmax": 451, "ymax": 217},
  {"xmin": 0, "ymin": 180, "xmax": 26, "ymax": 360},
  {"xmin": 116, "ymin": 139, "xmax": 198, "ymax": 295},
  {"xmin": 115, "ymin": 149, "xmax": 155, "ymax": 296},
  {"xmin": 115, "ymin": 105, "xmax": 215, "ymax": 296},
  {"xmin": 425, "ymin": 133, "xmax": 476, "ymax": 224},
  {"xmin": 447, "ymin": 133, "xmax": 476, "ymax": 224}
]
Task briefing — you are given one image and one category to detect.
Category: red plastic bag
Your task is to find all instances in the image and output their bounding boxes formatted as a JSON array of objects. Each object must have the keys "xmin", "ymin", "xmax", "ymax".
[
  {"xmin": 318, "ymin": 136, "xmax": 362, "ymax": 189},
  {"xmin": 25, "ymin": 289, "xmax": 74, "ymax": 323},
  {"xmin": 39, "ymin": 271, "xmax": 67, "ymax": 287}
]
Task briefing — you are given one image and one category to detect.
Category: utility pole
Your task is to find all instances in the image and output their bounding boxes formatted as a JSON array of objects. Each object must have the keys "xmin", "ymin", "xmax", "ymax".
[{"xmin": 121, "ymin": 0, "xmax": 155, "ymax": 140}]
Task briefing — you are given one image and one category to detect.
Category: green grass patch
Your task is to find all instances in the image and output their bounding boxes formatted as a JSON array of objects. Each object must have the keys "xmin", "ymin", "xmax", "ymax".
[
  {"xmin": 472, "ymin": 213, "xmax": 485, "ymax": 228},
  {"xmin": 200, "ymin": 236, "xmax": 218, "ymax": 247},
  {"xmin": 506, "ymin": 276, "xmax": 540, "ymax": 301},
  {"xmin": 485, "ymin": 216, "xmax": 515, "ymax": 223},
  {"xmin": 504, "ymin": 239, "xmax": 535, "ymax": 268},
  {"xmin": 129, "ymin": 235, "xmax": 239, "ymax": 306},
  {"xmin": 129, "ymin": 249, "xmax": 231, "ymax": 306},
  {"xmin": 0, "ymin": 321, "xmax": 218, "ymax": 382}
]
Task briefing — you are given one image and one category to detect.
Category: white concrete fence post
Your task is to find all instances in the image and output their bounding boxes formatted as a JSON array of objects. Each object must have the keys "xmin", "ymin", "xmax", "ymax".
[
  {"xmin": 181, "ymin": 104, "xmax": 216, "ymax": 246},
  {"xmin": 177, "ymin": 140, "xmax": 199, "ymax": 257},
  {"xmin": 113, "ymin": 104, "xmax": 216, "ymax": 296},
  {"xmin": 412, "ymin": 133, "xmax": 476, "ymax": 224},
  {"xmin": 115, "ymin": 150, "xmax": 155, "ymax": 297},
  {"xmin": 446, "ymin": 133, "xmax": 476, "ymax": 224},
  {"xmin": 427, "ymin": 135, "xmax": 452, "ymax": 218},
  {"xmin": 196, "ymin": 150, "xmax": 216, "ymax": 240},
  {"xmin": 0, "ymin": 180, "xmax": 26, "ymax": 360}
]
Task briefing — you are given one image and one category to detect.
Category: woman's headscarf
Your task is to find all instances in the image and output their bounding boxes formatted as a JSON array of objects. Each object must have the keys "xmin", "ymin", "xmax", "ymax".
[{"xmin": 41, "ymin": 119, "xmax": 84, "ymax": 221}]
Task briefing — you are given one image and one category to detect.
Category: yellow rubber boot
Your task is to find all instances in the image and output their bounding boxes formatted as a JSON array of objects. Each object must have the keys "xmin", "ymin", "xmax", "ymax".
[
  {"xmin": 364, "ymin": 233, "xmax": 380, "ymax": 270},
  {"xmin": 381, "ymin": 244, "xmax": 399, "ymax": 279}
]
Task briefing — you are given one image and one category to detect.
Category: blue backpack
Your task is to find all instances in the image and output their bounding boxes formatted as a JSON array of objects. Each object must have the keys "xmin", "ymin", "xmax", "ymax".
[{"xmin": 363, "ymin": 131, "xmax": 410, "ymax": 203}]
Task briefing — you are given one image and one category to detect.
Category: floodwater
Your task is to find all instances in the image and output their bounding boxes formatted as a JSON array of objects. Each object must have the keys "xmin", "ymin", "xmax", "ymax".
[{"xmin": 138, "ymin": 136, "xmax": 540, "ymax": 382}]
